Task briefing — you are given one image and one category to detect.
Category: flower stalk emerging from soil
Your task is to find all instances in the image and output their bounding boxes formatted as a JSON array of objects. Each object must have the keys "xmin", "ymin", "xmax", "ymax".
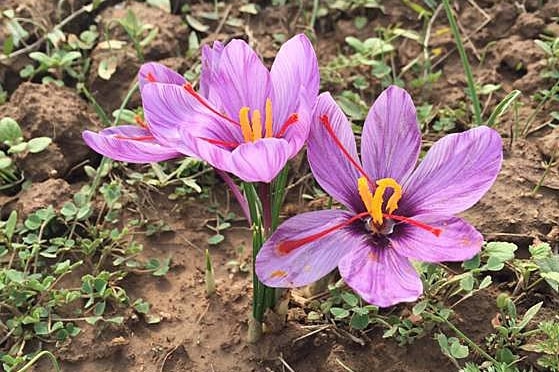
[
  {"xmin": 82, "ymin": 35, "xmax": 320, "ymax": 343},
  {"xmin": 256, "ymin": 86, "xmax": 503, "ymax": 307}
]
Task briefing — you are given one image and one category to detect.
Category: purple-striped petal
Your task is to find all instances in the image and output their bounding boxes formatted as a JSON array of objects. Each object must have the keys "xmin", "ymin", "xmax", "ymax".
[
  {"xmin": 338, "ymin": 244, "xmax": 422, "ymax": 307},
  {"xmin": 256, "ymin": 209, "xmax": 357, "ymax": 287},
  {"xmin": 180, "ymin": 128, "xmax": 290, "ymax": 183},
  {"xmin": 271, "ymin": 33, "xmax": 319, "ymax": 126},
  {"xmin": 281, "ymin": 90, "xmax": 311, "ymax": 158},
  {"xmin": 361, "ymin": 86, "xmax": 421, "ymax": 182},
  {"xmin": 83, "ymin": 126, "xmax": 181, "ymax": 163},
  {"xmin": 142, "ymin": 83, "xmax": 242, "ymax": 147},
  {"xmin": 199, "ymin": 41, "xmax": 224, "ymax": 100},
  {"xmin": 229, "ymin": 138, "xmax": 291, "ymax": 183},
  {"xmin": 138, "ymin": 62, "xmax": 185, "ymax": 91},
  {"xmin": 211, "ymin": 39, "xmax": 272, "ymax": 119},
  {"xmin": 390, "ymin": 214, "xmax": 483, "ymax": 263},
  {"xmin": 308, "ymin": 93, "xmax": 363, "ymax": 213},
  {"xmin": 401, "ymin": 126, "xmax": 502, "ymax": 215}
]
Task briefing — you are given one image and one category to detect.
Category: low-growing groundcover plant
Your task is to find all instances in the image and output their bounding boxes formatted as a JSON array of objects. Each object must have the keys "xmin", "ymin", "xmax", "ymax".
[{"xmin": 256, "ymin": 86, "xmax": 503, "ymax": 306}]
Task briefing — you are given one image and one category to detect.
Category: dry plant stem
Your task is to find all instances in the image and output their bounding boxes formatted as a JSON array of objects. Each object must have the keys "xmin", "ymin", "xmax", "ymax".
[
  {"xmin": 14, "ymin": 350, "xmax": 60, "ymax": 372},
  {"xmin": 532, "ymin": 146, "xmax": 558, "ymax": 195},
  {"xmin": 442, "ymin": 0, "xmax": 482, "ymax": 125},
  {"xmin": 1, "ymin": 4, "xmax": 91, "ymax": 61},
  {"xmin": 521, "ymin": 80, "xmax": 559, "ymax": 137}
]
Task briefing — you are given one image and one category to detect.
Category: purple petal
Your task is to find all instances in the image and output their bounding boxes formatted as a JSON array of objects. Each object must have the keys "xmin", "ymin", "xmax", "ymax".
[
  {"xmin": 280, "ymin": 90, "xmax": 311, "ymax": 159},
  {"xmin": 401, "ymin": 126, "xmax": 503, "ymax": 215},
  {"xmin": 390, "ymin": 214, "xmax": 483, "ymax": 263},
  {"xmin": 179, "ymin": 128, "xmax": 233, "ymax": 170},
  {"xmin": 83, "ymin": 126, "xmax": 181, "ymax": 163},
  {"xmin": 138, "ymin": 62, "xmax": 185, "ymax": 91},
  {"xmin": 361, "ymin": 86, "xmax": 421, "ymax": 182},
  {"xmin": 199, "ymin": 41, "xmax": 224, "ymax": 99},
  {"xmin": 256, "ymin": 209, "xmax": 357, "ymax": 287},
  {"xmin": 308, "ymin": 93, "xmax": 363, "ymax": 213},
  {"xmin": 271, "ymin": 33, "xmax": 319, "ymax": 125},
  {"xmin": 230, "ymin": 138, "xmax": 291, "ymax": 183},
  {"xmin": 142, "ymin": 83, "xmax": 242, "ymax": 147},
  {"xmin": 180, "ymin": 128, "xmax": 289, "ymax": 183},
  {"xmin": 339, "ymin": 244, "xmax": 422, "ymax": 307},
  {"xmin": 211, "ymin": 39, "xmax": 272, "ymax": 118}
]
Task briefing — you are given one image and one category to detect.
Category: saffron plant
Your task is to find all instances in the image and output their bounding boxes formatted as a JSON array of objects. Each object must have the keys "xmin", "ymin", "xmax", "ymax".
[
  {"xmin": 256, "ymin": 86, "xmax": 503, "ymax": 307},
  {"xmin": 83, "ymin": 34, "xmax": 319, "ymax": 341}
]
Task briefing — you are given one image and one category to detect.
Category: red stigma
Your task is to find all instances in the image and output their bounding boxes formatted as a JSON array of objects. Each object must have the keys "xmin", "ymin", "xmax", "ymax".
[
  {"xmin": 182, "ymin": 83, "xmax": 240, "ymax": 127},
  {"xmin": 201, "ymin": 137, "xmax": 239, "ymax": 149},
  {"xmin": 320, "ymin": 115, "xmax": 374, "ymax": 186},
  {"xmin": 384, "ymin": 213, "xmax": 443, "ymax": 237},
  {"xmin": 114, "ymin": 134, "xmax": 155, "ymax": 141},
  {"xmin": 276, "ymin": 212, "xmax": 369, "ymax": 255},
  {"xmin": 146, "ymin": 72, "xmax": 157, "ymax": 83},
  {"xmin": 277, "ymin": 114, "xmax": 299, "ymax": 137}
]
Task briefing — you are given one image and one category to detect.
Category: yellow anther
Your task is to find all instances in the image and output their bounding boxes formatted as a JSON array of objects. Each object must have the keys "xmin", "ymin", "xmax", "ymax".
[
  {"xmin": 239, "ymin": 106, "xmax": 253, "ymax": 142},
  {"xmin": 357, "ymin": 177, "xmax": 375, "ymax": 217},
  {"xmin": 265, "ymin": 98, "xmax": 273, "ymax": 138},
  {"xmin": 252, "ymin": 109, "xmax": 263, "ymax": 141},
  {"xmin": 358, "ymin": 177, "xmax": 403, "ymax": 225},
  {"xmin": 375, "ymin": 178, "xmax": 402, "ymax": 214}
]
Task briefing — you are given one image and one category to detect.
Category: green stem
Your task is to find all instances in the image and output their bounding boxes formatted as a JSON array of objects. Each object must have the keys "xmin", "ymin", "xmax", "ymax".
[
  {"xmin": 271, "ymin": 166, "xmax": 289, "ymax": 231},
  {"xmin": 430, "ymin": 313, "xmax": 498, "ymax": 364},
  {"xmin": 15, "ymin": 351, "xmax": 60, "ymax": 372},
  {"xmin": 442, "ymin": 0, "xmax": 482, "ymax": 125}
]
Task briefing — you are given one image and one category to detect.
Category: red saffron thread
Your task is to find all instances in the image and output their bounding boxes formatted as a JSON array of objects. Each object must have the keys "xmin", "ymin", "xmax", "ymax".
[
  {"xmin": 383, "ymin": 213, "xmax": 442, "ymax": 237},
  {"xmin": 182, "ymin": 83, "xmax": 240, "ymax": 127},
  {"xmin": 146, "ymin": 72, "xmax": 157, "ymax": 83},
  {"xmin": 201, "ymin": 137, "xmax": 239, "ymax": 149},
  {"xmin": 276, "ymin": 114, "xmax": 299, "ymax": 137},
  {"xmin": 276, "ymin": 212, "xmax": 443, "ymax": 256},
  {"xmin": 114, "ymin": 134, "xmax": 155, "ymax": 141},
  {"xmin": 277, "ymin": 212, "xmax": 370, "ymax": 255},
  {"xmin": 319, "ymin": 115, "xmax": 374, "ymax": 186}
]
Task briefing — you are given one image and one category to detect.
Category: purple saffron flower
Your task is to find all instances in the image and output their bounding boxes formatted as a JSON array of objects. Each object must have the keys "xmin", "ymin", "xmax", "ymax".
[
  {"xmin": 140, "ymin": 34, "xmax": 319, "ymax": 183},
  {"xmin": 83, "ymin": 63, "xmax": 185, "ymax": 163},
  {"xmin": 255, "ymin": 86, "xmax": 503, "ymax": 307}
]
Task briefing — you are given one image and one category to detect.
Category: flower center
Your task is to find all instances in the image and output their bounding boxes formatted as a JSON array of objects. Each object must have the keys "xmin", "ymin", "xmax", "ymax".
[
  {"xmin": 358, "ymin": 176, "xmax": 402, "ymax": 226},
  {"xmin": 181, "ymin": 83, "xmax": 299, "ymax": 147},
  {"xmin": 239, "ymin": 98, "xmax": 274, "ymax": 142}
]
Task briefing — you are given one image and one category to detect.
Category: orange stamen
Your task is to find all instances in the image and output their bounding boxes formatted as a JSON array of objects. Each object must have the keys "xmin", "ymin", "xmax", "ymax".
[
  {"xmin": 251, "ymin": 109, "xmax": 263, "ymax": 141},
  {"xmin": 277, "ymin": 113, "xmax": 299, "ymax": 137},
  {"xmin": 182, "ymin": 83, "xmax": 240, "ymax": 126},
  {"xmin": 239, "ymin": 107, "xmax": 253, "ymax": 142},
  {"xmin": 276, "ymin": 212, "xmax": 370, "ymax": 256},
  {"xmin": 265, "ymin": 98, "xmax": 273, "ymax": 138},
  {"xmin": 320, "ymin": 115, "xmax": 374, "ymax": 186},
  {"xmin": 134, "ymin": 115, "xmax": 148, "ymax": 129}
]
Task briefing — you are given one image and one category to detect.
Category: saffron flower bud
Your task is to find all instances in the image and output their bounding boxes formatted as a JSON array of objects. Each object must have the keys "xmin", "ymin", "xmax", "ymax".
[{"xmin": 256, "ymin": 86, "xmax": 503, "ymax": 307}]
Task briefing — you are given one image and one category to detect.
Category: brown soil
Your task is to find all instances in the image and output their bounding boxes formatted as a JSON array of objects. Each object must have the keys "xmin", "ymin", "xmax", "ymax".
[{"xmin": 1, "ymin": 0, "xmax": 558, "ymax": 371}]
